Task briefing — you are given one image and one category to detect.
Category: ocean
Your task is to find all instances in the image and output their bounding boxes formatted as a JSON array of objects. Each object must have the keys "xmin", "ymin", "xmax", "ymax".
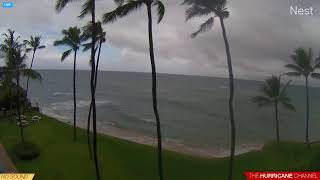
[{"xmin": 22, "ymin": 70, "xmax": 320, "ymax": 157}]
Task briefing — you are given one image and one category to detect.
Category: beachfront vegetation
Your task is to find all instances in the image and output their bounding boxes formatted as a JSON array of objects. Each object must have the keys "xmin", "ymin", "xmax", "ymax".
[
  {"xmin": 182, "ymin": 0, "xmax": 236, "ymax": 179},
  {"xmin": 54, "ymin": 26, "xmax": 85, "ymax": 141},
  {"xmin": 0, "ymin": 29, "xmax": 42, "ymax": 144},
  {"xmin": 102, "ymin": 1, "xmax": 166, "ymax": 180},
  {"xmin": 23, "ymin": 36, "xmax": 46, "ymax": 101},
  {"xmin": 252, "ymin": 76, "xmax": 296, "ymax": 142},
  {"xmin": 2, "ymin": 113, "xmax": 320, "ymax": 180},
  {"xmin": 0, "ymin": 80, "xmax": 24, "ymax": 115},
  {"xmin": 0, "ymin": 30, "xmax": 42, "ymax": 161},
  {"xmin": 285, "ymin": 48, "xmax": 320, "ymax": 149}
]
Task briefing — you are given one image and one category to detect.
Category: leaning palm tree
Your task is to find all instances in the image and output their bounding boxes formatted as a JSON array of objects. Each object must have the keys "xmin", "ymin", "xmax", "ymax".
[
  {"xmin": 55, "ymin": 0, "xmax": 114, "ymax": 178},
  {"xmin": 253, "ymin": 76, "xmax": 296, "ymax": 142},
  {"xmin": 23, "ymin": 36, "xmax": 46, "ymax": 101},
  {"xmin": 54, "ymin": 27, "xmax": 83, "ymax": 141},
  {"xmin": 102, "ymin": 1, "xmax": 165, "ymax": 179},
  {"xmin": 285, "ymin": 48, "xmax": 320, "ymax": 149},
  {"xmin": 182, "ymin": 0, "xmax": 235, "ymax": 179},
  {"xmin": 82, "ymin": 21, "xmax": 106, "ymax": 159}
]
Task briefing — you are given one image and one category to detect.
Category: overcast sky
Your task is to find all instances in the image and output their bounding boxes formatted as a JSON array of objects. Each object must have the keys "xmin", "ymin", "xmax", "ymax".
[{"xmin": 1, "ymin": 0, "xmax": 320, "ymax": 81}]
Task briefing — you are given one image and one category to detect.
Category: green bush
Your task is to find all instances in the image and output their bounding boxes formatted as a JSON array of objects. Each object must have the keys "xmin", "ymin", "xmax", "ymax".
[{"xmin": 13, "ymin": 142, "xmax": 40, "ymax": 160}]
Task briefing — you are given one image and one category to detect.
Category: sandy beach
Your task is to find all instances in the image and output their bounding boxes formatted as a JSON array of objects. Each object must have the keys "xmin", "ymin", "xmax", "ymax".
[{"xmin": 42, "ymin": 108, "xmax": 264, "ymax": 158}]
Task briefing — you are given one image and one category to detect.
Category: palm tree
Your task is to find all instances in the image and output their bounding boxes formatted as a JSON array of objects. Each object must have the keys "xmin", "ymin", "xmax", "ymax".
[
  {"xmin": 23, "ymin": 36, "xmax": 46, "ymax": 102},
  {"xmin": 55, "ymin": 0, "xmax": 107, "ymax": 178},
  {"xmin": 1, "ymin": 30, "xmax": 41, "ymax": 143},
  {"xmin": 1, "ymin": 30, "xmax": 23, "ymax": 142},
  {"xmin": 182, "ymin": 0, "xmax": 235, "ymax": 179},
  {"xmin": 285, "ymin": 48, "xmax": 320, "ymax": 149},
  {"xmin": 102, "ymin": 1, "xmax": 165, "ymax": 179},
  {"xmin": 0, "ymin": 30, "xmax": 20, "ymax": 119},
  {"xmin": 82, "ymin": 21, "xmax": 106, "ymax": 159},
  {"xmin": 54, "ymin": 27, "xmax": 83, "ymax": 141},
  {"xmin": 253, "ymin": 76, "xmax": 296, "ymax": 142},
  {"xmin": 55, "ymin": 1, "xmax": 123, "ymax": 179},
  {"xmin": 0, "ymin": 29, "xmax": 22, "ymax": 52}
]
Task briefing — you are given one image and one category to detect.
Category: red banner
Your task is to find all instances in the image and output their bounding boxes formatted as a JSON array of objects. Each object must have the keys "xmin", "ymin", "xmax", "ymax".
[{"xmin": 244, "ymin": 172, "xmax": 320, "ymax": 180}]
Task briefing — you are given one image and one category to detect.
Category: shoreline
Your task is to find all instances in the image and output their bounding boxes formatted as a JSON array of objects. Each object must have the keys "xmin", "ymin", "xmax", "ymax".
[{"xmin": 41, "ymin": 109, "xmax": 264, "ymax": 158}]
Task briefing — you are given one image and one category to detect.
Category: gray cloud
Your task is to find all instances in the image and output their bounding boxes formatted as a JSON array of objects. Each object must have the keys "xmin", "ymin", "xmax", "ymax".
[{"xmin": 1, "ymin": 0, "xmax": 320, "ymax": 81}]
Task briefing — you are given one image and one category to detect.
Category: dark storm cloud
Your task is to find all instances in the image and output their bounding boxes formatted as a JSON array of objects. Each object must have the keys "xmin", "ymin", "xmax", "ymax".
[{"xmin": 1, "ymin": 0, "xmax": 320, "ymax": 80}]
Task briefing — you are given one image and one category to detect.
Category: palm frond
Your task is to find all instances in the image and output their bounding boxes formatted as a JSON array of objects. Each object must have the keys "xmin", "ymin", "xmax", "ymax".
[
  {"xmin": 181, "ymin": 0, "xmax": 195, "ymax": 6},
  {"xmin": 55, "ymin": 0, "xmax": 79, "ymax": 12},
  {"xmin": 53, "ymin": 39, "xmax": 69, "ymax": 47},
  {"xmin": 102, "ymin": 0, "xmax": 144, "ymax": 24},
  {"xmin": 61, "ymin": 49, "xmax": 73, "ymax": 61},
  {"xmin": 82, "ymin": 21, "xmax": 103, "ymax": 41},
  {"xmin": 191, "ymin": 17, "xmax": 214, "ymax": 38},
  {"xmin": 311, "ymin": 73, "xmax": 320, "ymax": 79},
  {"xmin": 221, "ymin": 10, "xmax": 229, "ymax": 18},
  {"xmin": 22, "ymin": 69, "xmax": 42, "ymax": 81},
  {"xmin": 281, "ymin": 101, "xmax": 296, "ymax": 112},
  {"xmin": 153, "ymin": 0, "xmax": 165, "ymax": 23},
  {"xmin": 252, "ymin": 96, "xmax": 273, "ymax": 107},
  {"xmin": 24, "ymin": 36, "xmax": 45, "ymax": 53},
  {"xmin": 185, "ymin": 5, "xmax": 212, "ymax": 21},
  {"xmin": 289, "ymin": 48, "xmax": 313, "ymax": 74},
  {"xmin": 82, "ymin": 44, "xmax": 91, "ymax": 52},
  {"xmin": 82, "ymin": 42, "xmax": 93, "ymax": 52},
  {"xmin": 285, "ymin": 72, "xmax": 301, "ymax": 77},
  {"xmin": 78, "ymin": 0, "xmax": 91, "ymax": 19},
  {"xmin": 312, "ymin": 61, "xmax": 320, "ymax": 71},
  {"xmin": 23, "ymin": 40, "xmax": 31, "ymax": 46},
  {"xmin": 54, "ymin": 27, "xmax": 82, "ymax": 50},
  {"xmin": 25, "ymin": 48, "xmax": 33, "ymax": 53},
  {"xmin": 265, "ymin": 76, "xmax": 280, "ymax": 97},
  {"xmin": 285, "ymin": 64, "xmax": 304, "ymax": 74},
  {"xmin": 280, "ymin": 80, "xmax": 292, "ymax": 96},
  {"xmin": 182, "ymin": 0, "xmax": 227, "ymax": 18},
  {"xmin": 114, "ymin": 0, "xmax": 125, "ymax": 6}
]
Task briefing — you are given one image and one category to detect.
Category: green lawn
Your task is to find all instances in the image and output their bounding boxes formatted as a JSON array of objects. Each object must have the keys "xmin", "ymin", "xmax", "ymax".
[{"xmin": 0, "ymin": 112, "xmax": 319, "ymax": 180}]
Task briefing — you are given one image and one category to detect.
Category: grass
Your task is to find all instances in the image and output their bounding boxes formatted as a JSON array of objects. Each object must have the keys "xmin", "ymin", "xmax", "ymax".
[{"xmin": 0, "ymin": 112, "xmax": 319, "ymax": 180}]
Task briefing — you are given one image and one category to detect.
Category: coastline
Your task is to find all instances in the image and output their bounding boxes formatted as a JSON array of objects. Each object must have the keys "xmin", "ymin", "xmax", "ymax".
[{"xmin": 42, "ymin": 108, "xmax": 264, "ymax": 158}]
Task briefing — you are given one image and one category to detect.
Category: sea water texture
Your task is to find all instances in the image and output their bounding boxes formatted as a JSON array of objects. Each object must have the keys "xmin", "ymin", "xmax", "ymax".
[{"xmin": 21, "ymin": 70, "xmax": 320, "ymax": 157}]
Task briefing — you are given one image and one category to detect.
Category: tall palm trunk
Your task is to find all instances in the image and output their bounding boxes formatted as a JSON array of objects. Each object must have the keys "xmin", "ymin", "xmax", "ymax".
[
  {"xmin": 275, "ymin": 100, "xmax": 279, "ymax": 142},
  {"xmin": 87, "ymin": 104, "xmax": 93, "ymax": 160},
  {"xmin": 147, "ymin": 4, "xmax": 164, "ymax": 180},
  {"xmin": 305, "ymin": 76, "xmax": 310, "ymax": 148},
  {"xmin": 25, "ymin": 50, "xmax": 36, "ymax": 101},
  {"xmin": 90, "ymin": 0, "xmax": 100, "ymax": 179},
  {"xmin": 16, "ymin": 73, "xmax": 24, "ymax": 144},
  {"xmin": 220, "ymin": 16, "xmax": 235, "ymax": 180},
  {"xmin": 87, "ymin": 40, "xmax": 102, "ymax": 159},
  {"xmin": 73, "ymin": 50, "xmax": 77, "ymax": 141}
]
